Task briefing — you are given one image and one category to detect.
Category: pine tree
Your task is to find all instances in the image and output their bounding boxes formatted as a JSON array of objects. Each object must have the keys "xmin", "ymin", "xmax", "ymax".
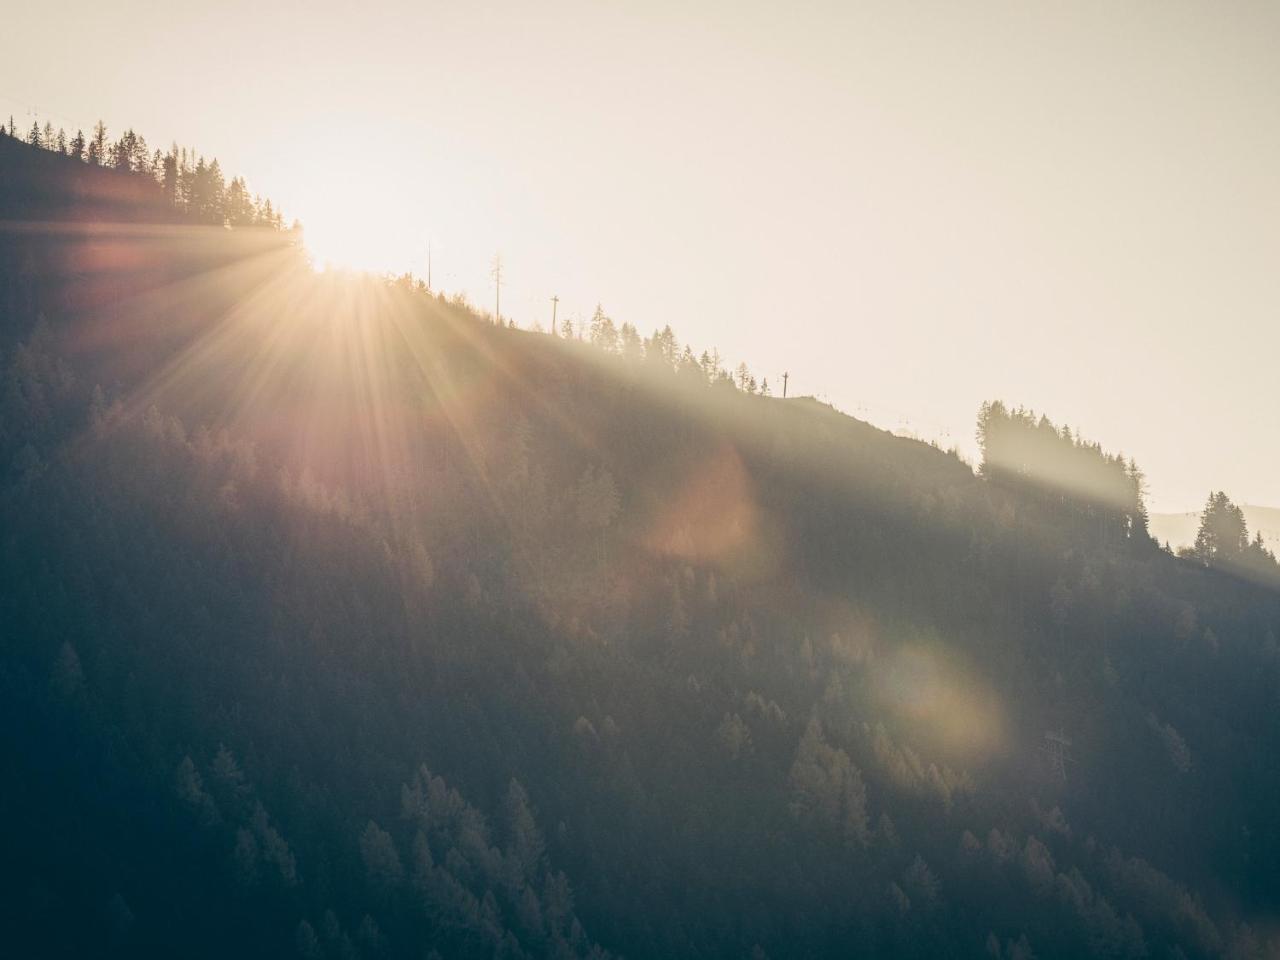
[
  {"xmin": 504, "ymin": 778, "xmax": 546, "ymax": 881},
  {"xmin": 110, "ymin": 129, "xmax": 136, "ymax": 169},
  {"xmin": 206, "ymin": 158, "xmax": 226, "ymax": 223},
  {"xmin": 1193, "ymin": 492, "xmax": 1248, "ymax": 565},
  {"xmin": 128, "ymin": 132, "xmax": 150, "ymax": 173},
  {"xmin": 576, "ymin": 466, "xmax": 620, "ymax": 569},
  {"xmin": 619, "ymin": 322, "xmax": 643, "ymax": 361},
  {"xmin": 225, "ymin": 176, "xmax": 253, "ymax": 225},
  {"xmin": 588, "ymin": 304, "xmax": 619, "ymax": 353},
  {"xmin": 359, "ymin": 820, "xmax": 404, "ymax": 888},
  {"xmin": 89, "ymin": 120, "xmax": 108, "ymax": 166},
  {"xmin": 160, "ymin": 150, "xmax": 178, "ymax": 204}
]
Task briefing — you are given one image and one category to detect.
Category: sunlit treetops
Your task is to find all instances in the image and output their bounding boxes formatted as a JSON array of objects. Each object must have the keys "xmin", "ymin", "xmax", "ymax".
[
  {"xmin": 389, "ymin": 279, "xmax": 1272, "ymax": 584},
  {"xmin": 8, "ymin": 113, "xmax": 764, "ymax": 391},
  {"xmin": 976, "ymin": 399, "xmax": 1149, "ymax": 540},
  {"xmin": 565, "ymin": 302, "xmax": 775, "ymax": 395},
  {"xmin": 1178, "ymin": 490, "xmax": 1280, "ymax": 583},
  {"xmin": 2, "ymin": 114, "xmax": 290, "ymax": 230},
  {"xmin": 388, "ymin": 279, "xmax": 777, "ymax": 399},
  {"xmin": 7, "ymin": 110, "xmax": 764, "ymax": 396}
]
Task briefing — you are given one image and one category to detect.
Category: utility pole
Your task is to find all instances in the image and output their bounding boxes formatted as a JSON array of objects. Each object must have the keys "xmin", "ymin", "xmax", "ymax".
[
  {"xmin": 550, "ymin": 295, "xmax": 559, "ymax": 336},
  {"xmin": 491, "ymin": 254, "xmax": 503, "ymax": 324},
  {"xmin": 426, "ymin": 241, "xmax": 432, "ymax": 291},
  {"xmin": 1043, "ymin": 729, "xmax": 1073, "ymax": 782},
  {"xmin": 782, "ymin": 371, "xmax": 789, "ymax": 398}
]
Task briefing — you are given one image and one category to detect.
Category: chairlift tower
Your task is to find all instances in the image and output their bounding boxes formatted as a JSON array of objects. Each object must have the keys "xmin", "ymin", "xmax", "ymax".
[{"xmin": 1043, "ymin": 728, "xmax": 1074, "ymax": 782}]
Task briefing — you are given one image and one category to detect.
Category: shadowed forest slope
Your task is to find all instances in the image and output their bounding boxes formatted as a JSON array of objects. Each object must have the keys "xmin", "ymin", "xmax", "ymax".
[{"xmin": 3, "ymin": 134, "xmax": 1280, "ymax": 959}]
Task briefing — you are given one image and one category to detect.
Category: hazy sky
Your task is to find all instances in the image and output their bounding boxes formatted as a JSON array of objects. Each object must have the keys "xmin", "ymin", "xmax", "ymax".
[{"xmin": 5, "ymin": 1, "xmax": 1279, "ymax": 511}]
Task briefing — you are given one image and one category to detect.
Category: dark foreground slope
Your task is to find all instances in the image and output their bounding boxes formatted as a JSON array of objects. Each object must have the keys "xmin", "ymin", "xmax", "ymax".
[{"xmin": 2, "ymin": 138, "xmax": 1279, "ymax": 959}]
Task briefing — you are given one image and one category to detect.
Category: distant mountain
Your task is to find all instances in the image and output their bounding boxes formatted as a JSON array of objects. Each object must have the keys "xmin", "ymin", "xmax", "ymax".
[
  {"xmin": 1150, "ymin": 505, "xmax": 1280, "ymax": 554},
  {"xmin": 3, "ymin": 129, "xmax": 1280, "ymax": 959}
]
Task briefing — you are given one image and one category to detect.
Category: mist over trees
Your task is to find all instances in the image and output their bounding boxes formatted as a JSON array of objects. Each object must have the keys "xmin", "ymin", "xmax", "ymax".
[
  {"xmin": 2, "ymin": 126, "xmax": 1280, "ymax": 959},
  {"xmin": 976, "ymin": 400, "xmax": 1149, "ymax": 542}
]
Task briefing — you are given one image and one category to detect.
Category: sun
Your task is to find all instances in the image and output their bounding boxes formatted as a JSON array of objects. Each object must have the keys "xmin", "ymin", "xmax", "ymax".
[
  {"xmin": 303, "ymin": 214, "xmax": 403, "ymax": 274},
  {"xmin": 276, "ymin": 142, "xmax": 421, "ymax": 275}
]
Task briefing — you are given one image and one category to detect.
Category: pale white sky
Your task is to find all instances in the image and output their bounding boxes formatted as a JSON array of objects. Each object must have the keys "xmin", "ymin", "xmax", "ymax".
[{"xmin": 5, "ymin": 1, "xmax": 1279, "ymax": 511}]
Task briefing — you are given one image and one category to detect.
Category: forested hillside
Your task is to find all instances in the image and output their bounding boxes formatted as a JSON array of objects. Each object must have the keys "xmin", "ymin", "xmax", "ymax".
[{"xmin": 2, "ymin": 132, "xmax": 1279, "ymax": 959}]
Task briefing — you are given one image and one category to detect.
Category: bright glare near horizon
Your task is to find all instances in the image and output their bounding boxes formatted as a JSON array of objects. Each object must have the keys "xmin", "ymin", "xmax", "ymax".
[{"xmin": 5, "ymin": 0, "xmax": 1280, "ymax": 512}]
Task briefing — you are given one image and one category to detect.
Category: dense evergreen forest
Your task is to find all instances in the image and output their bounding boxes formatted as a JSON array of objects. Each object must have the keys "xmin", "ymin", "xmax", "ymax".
[
  {"xmin": 2, "ymin": 131, "xmax": 1279, "ymax": 959},
  {"xmin": 1, "ymin": 115, "xmax": 289, "ymax": 228}
]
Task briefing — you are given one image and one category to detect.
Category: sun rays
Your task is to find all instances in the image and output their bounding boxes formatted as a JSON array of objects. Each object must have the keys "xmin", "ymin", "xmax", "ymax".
[{"xmin": 62, "ymin": 227, "xmax": 1017, "ymax": 783}]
